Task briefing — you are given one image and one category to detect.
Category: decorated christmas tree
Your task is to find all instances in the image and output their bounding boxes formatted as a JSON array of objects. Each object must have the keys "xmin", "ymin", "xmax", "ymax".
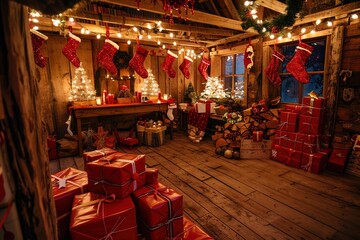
[
  {"xmin": 183, "ymin": 82, "xmax": 196, "ymax": 103},
  {"xmin": 140, "ymin": 69, "xmax": 160, "ymax": 97},
  {"xmin": 69, "ymin": 63, "xmax": 96, "ymax": 101},
  {"xmin": 234, "ymin": 79, "xmax": 245, "ymax": 99},
  {"xmin": 200, "ymin": 76, "xmax": 229, "ymax": 99}
]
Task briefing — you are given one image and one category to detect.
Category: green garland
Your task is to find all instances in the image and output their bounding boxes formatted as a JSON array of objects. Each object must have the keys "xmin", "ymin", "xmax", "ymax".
[{"xmin": 240, "ymin": 0, "xmax": 304, "ymax": 35}]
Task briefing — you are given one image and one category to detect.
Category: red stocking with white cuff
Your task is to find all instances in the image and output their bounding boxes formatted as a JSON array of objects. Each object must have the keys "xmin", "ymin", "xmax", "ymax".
[
  {"xmin": 62, "ymin": 32, "xmax": 81, "ymax": 68},
  {"xmin": 198, "ymin": 56, "xmax": 210, "ymax": 81},
  {"xmin": 129, "ymin": 43, "xmax": 149, "ymax": 78},
  {"xmin": 265, "ymin": 50, "xmax": 285, "ymax": 86},
  {"xmin": 97, "ymin": 39, "xmax": 119, "ymax": 76},
  {"xmin": 179, "ymin": 56, "xmax": 193, "ymax": 79},
  {"xmin": 162, "ymin": 50, "xmax": 178, "ymax": 78},
  {"xmin": 286, "ymin": 41, "xmax": 313, "ymax": 84},
  {"xmin": 30, "ymin": 29, "xmax": 48, "ymax": 68}
]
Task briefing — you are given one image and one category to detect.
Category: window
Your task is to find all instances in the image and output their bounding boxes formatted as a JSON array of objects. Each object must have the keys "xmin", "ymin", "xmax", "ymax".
[
  {"xmin": 222, "ymin": 53, "xmax": 245, "ymax": 99},
  {"xmin": 280, "ymin": 39, "xmax": 326, "ymax": 103}
]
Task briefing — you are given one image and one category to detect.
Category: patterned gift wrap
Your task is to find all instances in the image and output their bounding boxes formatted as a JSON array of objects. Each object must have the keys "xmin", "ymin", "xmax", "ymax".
[
  {"xmin": 298, "ymin": 114, "xmax": 322, "ymax": 135},
  {"xmin": 301, "ymin": 152, "xmax": 327, "ymax": 174},
  {"xmin": 302, "ymin": 96, "xmax": 326, "ymax": 108},
  {"xmin": 87, "ymin": 152, "xmax": 146, "ymax": 198},
  {"xmin": 271, "ymin": 144, "xmax": 289, "ymax": 164},
  {"xmin": 278, "ymin": 111, "xmax": 299, "ymax": 132},
  {"xmin": 132, "ymin": 182, "xmax": 183, "ymax": 240},
  {"xmin": 70, "ymin": 192, "xmax": 137, "ymax": 240},
  {"xmin": 51, "ymin": 168, "xmax": 88, "ymax": 240}
]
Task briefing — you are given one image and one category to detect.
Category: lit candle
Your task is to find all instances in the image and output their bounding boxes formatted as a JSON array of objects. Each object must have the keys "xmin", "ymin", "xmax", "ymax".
[
  {"xmin": 107, "ymin": 93, "xmax": 114, "ymax": 104},
  {"xmin": 163, "ymin": 94, "xmax": 168, "ymax": 100},
  {"xmin": 96, "ymin": 97, "xmax": 101, "ymax": 105}
]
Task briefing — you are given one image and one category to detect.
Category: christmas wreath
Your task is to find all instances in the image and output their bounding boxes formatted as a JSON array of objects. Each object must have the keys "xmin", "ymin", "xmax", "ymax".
[
  {"xmin": 240, "ymin": 0, "xmax": 304, "ymax": 35},
  {"xmin": 113, "ymin": 50, "xmax": 130, "ymax": 69}
]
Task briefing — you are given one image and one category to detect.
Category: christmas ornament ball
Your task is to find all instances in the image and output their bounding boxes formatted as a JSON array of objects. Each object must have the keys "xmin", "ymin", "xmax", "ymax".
[
  {"xmin": 224, "ymin": 149, "xmax": 233, "ymax": 159},
  {"xmin": 233, "ymin": 151, "xmax": 240, "ymax": 159}
]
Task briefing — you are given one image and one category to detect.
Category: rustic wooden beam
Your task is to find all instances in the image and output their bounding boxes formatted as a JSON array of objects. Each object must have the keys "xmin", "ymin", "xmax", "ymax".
[
  {"xmin": 64, "ymin": 11, "xmax": 236, "ymax": 37},
  {"xmin": 223, "ymin": 0, "xmax": 241, "ymax": 20},
  {"xmin": 206, "ymin": 32, "xmax": 259, "ymax": 48},
  {"xmin": 209, "ymin": 0, "xmax": 221, "ymax": 16},
  {"xmin": 294, "ymin": 1, "xmax": 360, "ymax": 27},
  {"xmin": 101, "ymin": 0, "xmax": 251, "ymax": 32},
  {"xmin": 263, "ymin": 29, "xmax": 332, "ymax": 46},
  {"xmin": 256, "ymin": 0, "xmax": 287, "ymax": 13},
  {"xmin": 209, "ymin": 39, "xmax": 260, "ymax": 56}
]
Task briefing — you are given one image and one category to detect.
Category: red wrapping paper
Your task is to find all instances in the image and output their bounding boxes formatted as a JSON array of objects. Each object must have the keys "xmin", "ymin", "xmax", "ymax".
[
  {"xmin": 48, "ymin": 137, "xmax": 58, "ymax": 160},
  {"xmin": 51, "ymin": 168, "xmax": 88, "ymax": 240},
  {"xmin": 70, "ymin": 192, "xmax": 137, "ymax": 240},
  {"xmin": 144, "ymin": 168, "xmax": 159, "ymax": 185},
  {"xmin": 252, "ymin": 131, "xmax": 263, "ymax": 142},
  {"xmin": 271, "ymin": 144, "xmax": 289, "ymax": 164},
  {"xmin": 300, "ymin": 105, "xmax": 325, "ymax": 117},
  {"xmin": 303, "ymin": 96, "xmax": 326, "ymax": 108},
  {"xmin": 298, "ymin": 114, "xmax": 322, "ymax": 135},
  {"xmin": 273, "ymin": 130, "xmax": 289, "ymax": 147},
  {"xmin": 301, "ymin": 152, "xmax": 327, "ymax": 174},
  {"xmin": 327, "ymin": 148, "xmax": 350, "ymax": 173},
  {"xmin": 279, "ymin": 111, "xmax": 299, "ymax": 132},
  {"xmin": 284, "ymin": 104, "xmax": 303, "ymax": 113},
  {"xmin": 87, "ymin": 152, "xmax": 146, "ymax": 198},
  {"xmin": 287, "ymin": 132, "xmax": 305, "ymax": 151},
  {"xmin": 195, "ymin": 101, "xmax": 215, "ymax": 114},
  {"xmin": 83, "ymin": 148, "xmax": 117, "ymax": 165},
  {"xmin": 302, "ymin": 134, "xmax": 320, "ymax": 154},
  {"xmin": 132, "ymin": 182, "xmax": 183, "ymax": 240},
  {"xmin": 174, "ymin": 217, "xmax": 214, "ymax": 240},
  {"xmin": 286, "ymin": 148, "xmax": 302, "ymax": 168}
]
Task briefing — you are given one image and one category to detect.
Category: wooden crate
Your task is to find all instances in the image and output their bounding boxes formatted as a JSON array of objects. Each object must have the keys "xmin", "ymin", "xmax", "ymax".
[
  {"xmin": 240, "ymin": 139, "xmax": 272, "ymax": 159},
  {"xmin": 346, "ymin": 151, "xmax": 360, "ymax": 177}
]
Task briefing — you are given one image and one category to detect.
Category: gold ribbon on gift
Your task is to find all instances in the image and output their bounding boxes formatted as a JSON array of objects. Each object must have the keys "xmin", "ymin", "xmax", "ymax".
[{"xmin": 51, "ymin": 172, "xmax": 84, "ymax": 189}]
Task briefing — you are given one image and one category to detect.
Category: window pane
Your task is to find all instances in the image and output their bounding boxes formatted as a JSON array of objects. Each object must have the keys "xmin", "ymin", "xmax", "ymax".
[
  {"xmin": 234, "ymin": 76, "xmax": 244, "ymax": 99},
  {"xmin": 224, "ymin": 76, "xmax": 233, "ymax": 92},
  {"xmin": 235, "ymin": 54, "xmax": 245, "ymax": 74},
  {"xmin": 303, "ymin": 74, "xmax": 324, "ymax": 97},
  {"xmin": 307, "ymin": 41, "xmax": 326, "ymax": 72},
  {"xmin": 224, "ymin": 56, "xmax": 233, "ymax": 75},
  {"xmin": 281, "ymin": 75, "xmax": 299, "ymax": 103}
]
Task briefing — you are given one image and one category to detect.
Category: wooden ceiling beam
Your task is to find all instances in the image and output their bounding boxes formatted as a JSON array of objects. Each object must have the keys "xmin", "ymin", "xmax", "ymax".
[
  {"xmin": 64, "ymin": 11, "xmax": 236, "ymax": 37},
  {"xmin": 206, "ymin": 32, "xmax": 258, "ymax": 48},
  {"xmin": 256, "ymin": 0, "xmax": 286, "ymax": 13},
  {"xmin": 294, "ymin": 1, "xmax": 360, "ymax": 26},
  {"xmin": 101, "ymin": 0, "xmax": 254, "ymax": 32},
  {"xmin": 209, "ymin": 0, "xmax": 220, "ymax": 16},
  {"xmin": 223, "ymin": 0, "xmax": 241, "ymax": 20}
]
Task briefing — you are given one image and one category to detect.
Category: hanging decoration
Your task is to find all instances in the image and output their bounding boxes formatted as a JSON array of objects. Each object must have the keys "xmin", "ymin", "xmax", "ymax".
[
  {"xmin": 30, "ymin": 29, "xmax": 48, "ymax": 68},
  {"xmin": 239, "ymin": 0, "xmax": 304, "ymax": 35},
  {"xmin": 244, "ymin": 43, "xmax": 254, "ymax": 71},
  {"xmin": 129, "ymin": 39, "xmax": 149, "ymax": 78},
  {"xmin": 62, "ymin": 31, "xmax": 81, "ymax": 68}
]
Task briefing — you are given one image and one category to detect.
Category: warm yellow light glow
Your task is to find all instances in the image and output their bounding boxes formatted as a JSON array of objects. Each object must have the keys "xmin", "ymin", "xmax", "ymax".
[
  {"xmin": 170, "ymin": 32, "xmax": 174, "ymax": 38},
  {"xmin": 81, "ymin": 28, "xmax": 85, "ymax": 34},
  {"xmin": 133, "ymin": 26, "xmax": 138, "ymax": 32},
  {"xmin": 270, "ymin": 34, "xmax": 274, "ymax": 39},
  {"xmin": 301, "ymin": 28, "xmax": 306, "ymax": 34},
  {"xmin": 327, "ymin": 21, "xmax": 333, "ymax": 26},
  {"xmin": 173, "ymin": 41, "xmax": 177, "ymax": 46},
  {"xmin": 262, "ymin": 27, "xmax": 266, "ymax": 33},
  {"xmin": 310, "ymin": 29, "xmax": 316, "ymax": 34},
  {"xmin": 162, "ymin": 44, "xmax": 165, "ymax": 49},
  {"xmin": 117, "ymin": 32, "xmax": 122, "ymax": 38},
  {"xmin": 316, "ymin": 19, "xmax": 321, "ymax": 25},
  {"xmin": 127, "ymin": 40, "xmax": 131, "ymax": 45},
  {"xmin": 69, "ymin": 17, "xmax": 74, "ymax": 23},
  {"xmin": 33, "ymin": 26, "xmax": 39, "ymax": 30},
  {"xmin": 157, "ymin": 40, "xmax": 161, "ymax": 45},
  {"xmin": 287, "ymin": 32, "xmax": 292, "ymax": 38},
  {"xmin": 147, "ymin": 34, "xmax": 152, "ymax": 39},
  {"xmin": 85, "ymin": 30, "xmax": 90, "ymax": 34},
  {"xmin": 352, "ymin": 14, "xmax": 358, "ymax": 19},
  {"xmin": 147, "ymin": 23, "xmax": 152, "ymax": 29},
  {"xmin": 278, "ymin": 36, "xmax": 283, "ymax": 40},
  {"xmin": 96, "ymin": 34, "xmax": 101, "ymax": 39}
]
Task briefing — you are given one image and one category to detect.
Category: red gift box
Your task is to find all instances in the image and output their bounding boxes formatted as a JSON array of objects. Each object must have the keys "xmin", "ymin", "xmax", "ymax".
[
  {"xmin": 298, "ymin": 114, "xmax": 322, "ymax": 135},
  {"xmin": 174, "ymin": 217, "xmax": 213, "ymax": 240},
  {"xmin": 51, "ymin": 168, "xmax": 88, "ymax": 240},
  {"xmin": 287, "ymin": 132, "xmax": 305, "ymax": 151},
  {"xmin": 279, "ymin": 111, "xmax": 299, "ymax": 132},
  {"xmin": 302, "ymin": 134, "xmax": 320, "ymax": 154},
  {"xmin": 83, "ymin": 148, "xmax": 117, "ymax": 165},
  {"xmin": 301, "ymin": 152, "xmax": 327, "ymax": 174},
  {"xmin": 271, "ymin": 144, "xmax": 288, "ymax": 164},
  {"xmin": 273, "ymin": 130, "xmax": 289, "ymax": 147},
  {"xmin": 303, "ymin": 96, "xmax": 326, "ymax": 108},
  {"xmin": 195, "ymin": 100, "xmax": 215, "ymax": 114},
  {"xmin": 286, "ymin": 148, "xmax": 302, "ymax": 168},
  {"xmin": 252, "ymin": 131, "xmax": 263, "ymax": 142},
  {"xmin": 284, "ymin": 104, "xmax": 303, "ymax": 113},
  {"xmin": 87, "ymin": 152, "xmax": 146, "ymax": 198},
  {"xmin": 70, "ymin": 192, "xmax": 137, "ymax": 240},
  {"xmin": 300, "ymin": 105, "xmax": 325, "ymax": 117},
  {"xmin": 144, "ymin": 168, "xmax": 159, "ymax": 185},
  {"xmin": 119, "ymin": 137, "xmax": 139, "ymax": 147},
  {"xmin": 327, "ymin": 148, "xmax": 350, "ymax": 173},
  {"xmin": 132, "ymin": 182, "xmax": 183, "ymax": 240}
]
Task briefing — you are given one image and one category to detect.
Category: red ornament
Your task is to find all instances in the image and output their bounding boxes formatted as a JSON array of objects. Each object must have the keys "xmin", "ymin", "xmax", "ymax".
[{"xmin": 271, "ymin": 27, "xmax": 279, "ymax": 34}]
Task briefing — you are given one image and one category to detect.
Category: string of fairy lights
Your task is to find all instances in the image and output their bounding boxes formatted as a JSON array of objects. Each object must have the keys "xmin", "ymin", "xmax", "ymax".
[{"xmin": 29, "ymin": 10, "xmax": 206, "ymax": 59}]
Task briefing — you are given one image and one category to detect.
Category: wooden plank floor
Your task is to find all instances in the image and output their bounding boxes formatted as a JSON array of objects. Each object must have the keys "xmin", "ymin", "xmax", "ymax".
[{"xmin": 50, "ymin": 132, "xmax": 360, "ymax": 240}]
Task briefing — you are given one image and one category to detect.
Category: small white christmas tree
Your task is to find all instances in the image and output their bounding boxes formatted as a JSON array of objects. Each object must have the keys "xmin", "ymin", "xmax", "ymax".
[
  {"xmin": 234, "ymin": 78, "xmax": 245, "ymax": 99},
  {"xmin": 69, "ymin": 63, "xmax": 96, "ymax": 101},
  {"xmin": 200, "ymin": 76, "xmax": 228, "ymax": 99},
  {"xmin": 140, "ymin": 69, "xmax": 160, "ymax": 97}
]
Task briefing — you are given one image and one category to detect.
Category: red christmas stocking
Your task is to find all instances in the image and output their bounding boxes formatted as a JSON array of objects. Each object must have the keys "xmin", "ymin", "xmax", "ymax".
[
  {"xmin": 30, "ymin": 29, "xmax": 48, "ymax": 68},
  {"xmin": 286, "ymin": 41, "xmax": 313, "ymax": 84},
  {"xmin": 198, "ymin": 56, "xmax": 210, "ymax": 81},
  {"xmin": 265, "ymin": 50, "xmax": 285, "ymax": 86},
  {"xmin": 244, "ymin": 44, "xmax": 254, "ymax": 71},
  {"xmin": 179, "ymin": 56, "xmax": 193, "ymax": 79},
  {"xmin": 161, "ymin": 50, "xmax": 178, "ymax": 78},
  {"xmin": 97, "ymin": 39, "xmax": 119, "ymax": 76},
  {"xmin": 62, "ymin": 32, "xmax": 81, "ymax": 68},
  {"xmin": 129, "ymin": 43, "xmax": 149, "ymax": 78}
]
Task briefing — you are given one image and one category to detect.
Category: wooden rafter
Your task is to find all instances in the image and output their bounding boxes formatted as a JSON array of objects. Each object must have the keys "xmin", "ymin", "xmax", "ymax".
[
  {"xmin": 206, "ymin": 32, "xmax": 259, "ymax": 48},
  {"xmin": 256, "ymin": 0, "xmax": 287, "ymax": 13},
  {"xmin": 101, "ymin": 0, "xmax": 253, "ymax": 32},
  {"xmin": 223, "ymin": 0, "xmax": 241, "ymax": 20}
]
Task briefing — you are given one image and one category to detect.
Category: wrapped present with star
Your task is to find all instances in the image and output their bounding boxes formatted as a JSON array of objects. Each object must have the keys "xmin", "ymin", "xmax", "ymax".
[
  {"xmin": 303, "ymin": 91, "xmax": 327, "ymax": 108},
  {"xmin": 86, "ymin": 152, "xmax": 146, "ymax": 198},
  {"xmin": 131, "ymin": 182, "xmax": 184, "ymax": 240},
  {"xmin": 51, "ymin": 168, "xmax": 88, "ymax": 240},
  {"xmin": 70, "ymin": 192, "xmax": 137, "ymax": 240}
]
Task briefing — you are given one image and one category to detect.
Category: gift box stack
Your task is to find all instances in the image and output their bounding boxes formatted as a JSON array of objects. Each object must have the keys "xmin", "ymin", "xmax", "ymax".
[
  {"xmin": 137, "ymin": 119, "xmax": 167, "ymax": 147},
  {"xmin": 52, "ymin": 148, "xmax": 213, "ymax": 240},
  {"xmin": 271, "ymin": 96, "xmax": 329, "ymax": 174},
  {"xmin": 194, "ymin": 100, "xmax": 216, "ymax": 114}
]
